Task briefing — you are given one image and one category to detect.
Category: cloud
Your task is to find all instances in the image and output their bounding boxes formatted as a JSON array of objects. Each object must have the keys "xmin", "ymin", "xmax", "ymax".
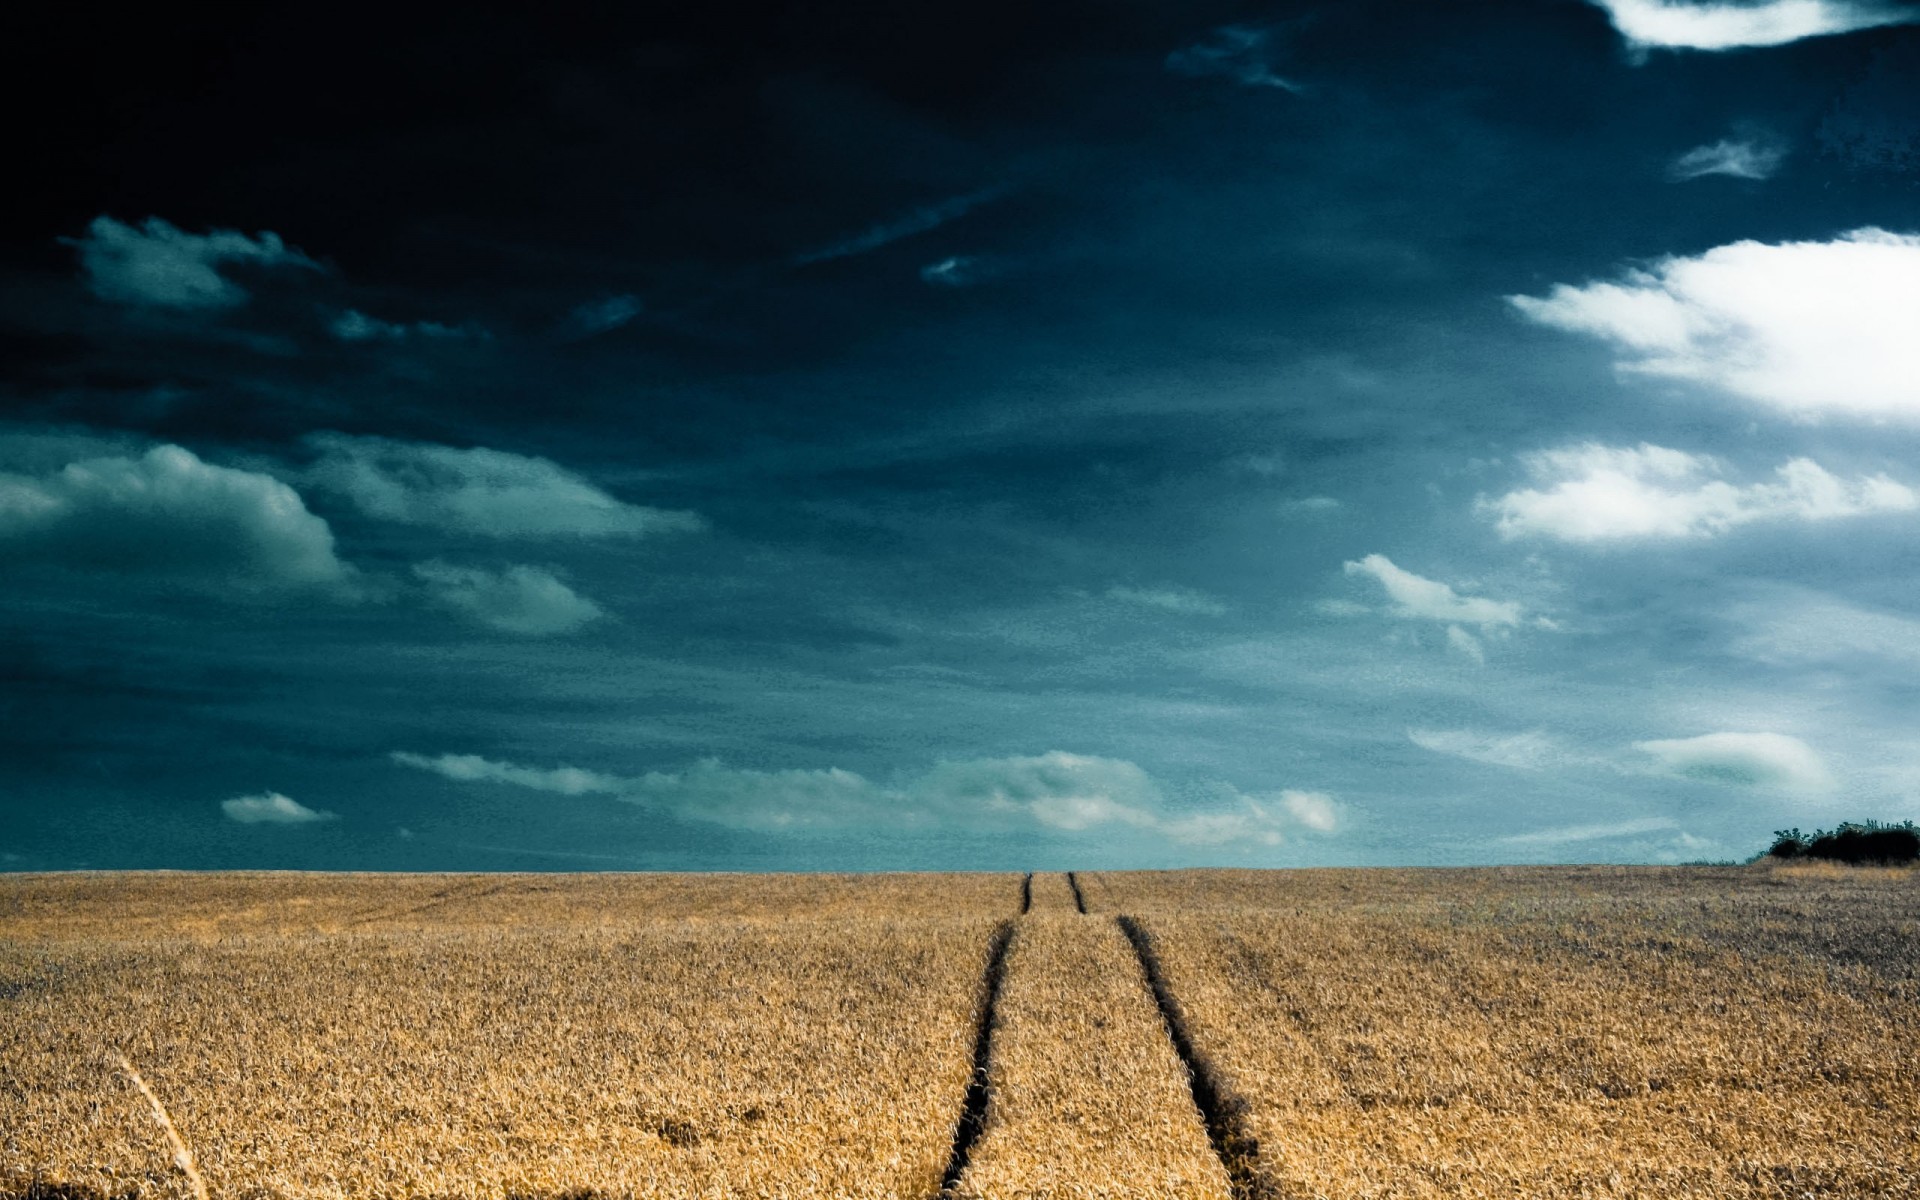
[
  {"xmin": 63, "ymin": 216, "xmax": 321, "ymax": 310},
  {"xmin": 1508, "ymin": 229, "xmax": 1920, "ymax": 421},
  {"xmin": 306, "ymin": 434, "xmax": 702, "ymax": 539},
  {"xmin": 1446, "ymin": 625, "xmax": 1487, "ymax": 663},
  {"xmin": 388, "ymin": 751, "xmax": 623, "ymax": 795},
  {"xmin": 1498, "ymin": 816, "xmax": 1680, "ymax": 845},
  {"xmin": 1729, "ymin": 592, "xmax": 1920, "ymax": 667},
  {"xmin": 1634, "ymin": 731, "xmax": 1834, "ymax": 791},
  {"xmin": 330, "ymin": 309, "xmax": 484, "ymax": 342},
  {"xmin": 0, "ymin": 444, "xmax": 349, "ymax": 589},
  {"xmin": 920, "ymin": 256, "xmax": 991, "ymax": 287},
  {"xmin": 1409, "ymin": 728, "xmax": 1573, "ymax": 771},
  {"xmin": 393, "ymin": 747, "xmax": 1335, "ymax": 845},
  {"xmin": 794, "ymin": 187, "xmax": 1006, "ymax": 266},
  {"xmin": 1668, "ymin": 136, "xmax": 1788, "ymax": 180},
  {"xmin": 413, "ymin": 561, "xmax": 604, "ymax": 636},
  {"xmin": 1586, "ymin": 0, "xmax": 1918, "ymax": 51},
  {"xmin": 567, "ymin": 294, "xmax": 643, "ymax": 337},
  {"xmin": 1107, "ymin": 585, "xmax": 1229, "ymax": 617},
  {"xmin": 1483, "ymin": 443, "xmax": 1917, "ymax": 542},
  {"xmin": 1343, "ymin": 554, "xmax": 1524, "ymax": 627},
  {"xmin": 1166, "ymin": 25, "xmax": 1304, "ymax": 91},
  {"xmin": 221, "ymin": 792, "xmax": 336, "ymax": 825}
]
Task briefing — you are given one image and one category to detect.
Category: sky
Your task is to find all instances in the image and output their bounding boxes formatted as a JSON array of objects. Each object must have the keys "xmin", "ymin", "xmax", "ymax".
[{"xmin": 3, "ymin": 0, "xmax": 1919, "ymax": 871}]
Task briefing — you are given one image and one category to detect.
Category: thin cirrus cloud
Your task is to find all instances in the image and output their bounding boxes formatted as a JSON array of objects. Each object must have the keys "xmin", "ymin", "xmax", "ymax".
[
  {"xmin": 220, "ymin": 792, "xmax": 336, "ymax": 825},
  {"xmin": 793, "ymin": 186, "xmax": 1007, "ymax": 267},
  {"xmin": 1482, "ymin": 443, "xmax": 1917, "ymax": 542},
  {"xmin": 305, "ymin": 434, "xmax": 703, "ymax": 539},
  {"xmin": 1165, "ymin": 25, "xmax": 1305, "ymax": 92},
  {"xmin": 330, "ymin": 309, "xmax": 485, "ymax": 342},
  {"xmin": 411, "ymin": 561, "xmax": 606, "ymax": 637},
  {"xmin": 0, "ymin": 443, "xmax": 350, "ymax": 590},
  {"xmin": 1586, "ymin": 0, "xmax": 1919, "ymax": 51},
  {"xmin": 1667, "ymin": 136, "xmax": 1788, "ymax": 181},
  {"xmin": 391, "ymin": 747, "xmax": 1338, "ymax": 847},
  {"xmin": 1408, "ymin": 728, "xmax": 1577, "ymax": 771},
  {"xmin": 1633, "ymin": 731, "xmax": 1835, "ymax": 792},
  {"xmin": 62, "ymin": 215, "xmax": 322, "ymax": 310},
  {"xmin": 1106, "ymin": 584, "xmax": 1229, "ymax": 617},
  {"xmin": 1508, "ymin": 229, "xmax": 1920, "ymax": 421}
]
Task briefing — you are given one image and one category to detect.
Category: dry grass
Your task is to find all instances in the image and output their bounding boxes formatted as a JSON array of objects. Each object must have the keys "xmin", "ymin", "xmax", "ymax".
[
  {"xmin": 0, "ymin": 872, "xmax": 1019, "ymax": 1199},
  {"xmin": 1105, "ymin": 865, "xmax": 1920, "ymax": 1198},
  {"xmin": 950, "ymin": 914, "xmax": 1230, "ymax": 1200},
  {"xmin": 7, "ymin": 866, "xmax": 1917, "ymax": 1198}
]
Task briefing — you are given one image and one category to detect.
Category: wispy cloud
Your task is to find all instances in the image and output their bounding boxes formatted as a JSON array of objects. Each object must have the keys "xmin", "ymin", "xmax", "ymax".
[
  {"xmin": 1107, "ymin": 585, "xmax": 1229, "ymax": 617},
  {"xmin": 1343, "ymin": 554, "xmax": 1525, "ymax": 628},
  {"xmin": 391, "ymin": 748, "xmax": 1338, "ymax": 846},
  {"xmin": 561, "ymin": 294, "xmax": 642, "ymax": 338},
  {"xmin": 793, "ymin": 186, "xmax": 1007, "ymax": 266},
  {"xmin": 306, "ymin": 434, "xmax": 702, "ymax": 539},
  {"xmin": 330, "ymin": 309, "xmax": 486, "ymax": 342},
  {"xmin": 1667, "ymin": 135, "xmax": 1788, "ymax": 180},
  {"xmin": 221, "ymin": 792, "xmax": 336, "ymax": 825},
  {"xmin": 412, "ymin": 561, "xmax": 606, "ymax": 637},
  {"xmin": 1166, "ymin": 25, "xmax": 1304, "ymax": 92}
]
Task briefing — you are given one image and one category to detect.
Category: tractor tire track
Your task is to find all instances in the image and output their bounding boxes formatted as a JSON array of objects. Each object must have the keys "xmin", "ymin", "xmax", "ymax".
[
  {"xmin": 938, "ymin": 919, "xmax": 1017, "ymax": 1196},
  {"xmin": 345, "ymin": 878, "xmax": 517, "ymax": 927},
  {"xmin": 1117, "ymin": 915, "xmax": 1281, "ymax": 1200},
  {"xmin": 1019, "ymin": 873, "xmax": 1033, "ymax": 915},
  {"xmin": 1066, "ymin": 872, "xmax": 1087, "ymax": 914}
]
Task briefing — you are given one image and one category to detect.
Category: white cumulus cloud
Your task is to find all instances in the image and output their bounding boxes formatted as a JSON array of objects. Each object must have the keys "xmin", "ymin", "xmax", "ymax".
[
  {"xmin": 1508, "ymin": 229, "xmax": 1920, "ymax": 421},
  {"xmin": 1483, "ymin": 443, "xmax": 1917, "ymax": 542},
  {"xmin": 1587, "ymin": 0, "xmax": 1918, "ymax": 51},
  {"xmin": 1634, "ymin": 730, "xmax": 1834, "ymax": 792},
  {"xmin": 221, "ymin": 792, "xmax": 336, "ymax": 825},
  {"xmin": 1343, "ymin": 554, "xmax": 1524, "ymax": 627},
  {"xmin": 0, "ymin": 444, "xmax": 349, "ymax": 589},
  {"xmin": 307, "ymin": 434, "xmax": 702, "ymax": 539},
  {"xmin": 63, "ymin": 216, "xmax": 321, "ymax": 310},
  {"xmin": 413, "ymin": 561, "xmax": 605, "ymax": 636},
  {"xmin": 1668, "ymin": 136, "xmax": 1788, "ymax": 180}
]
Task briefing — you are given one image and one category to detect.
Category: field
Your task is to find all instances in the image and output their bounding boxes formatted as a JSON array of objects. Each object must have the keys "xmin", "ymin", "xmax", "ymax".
[{"xmin": 3, "ymin": 865, "xmax": 1917, "ymax": 1198}]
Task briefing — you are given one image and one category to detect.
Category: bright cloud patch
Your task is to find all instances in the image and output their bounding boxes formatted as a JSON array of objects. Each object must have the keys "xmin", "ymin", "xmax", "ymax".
[
  {"xmin": 1668, "ymin": 136, "xmax": 1787, "ymax": 180},
  {"xmin": 1484, "ymin": 443, "xmax": 1917, "ymax": 542},
  {"xmin": 413, "ymin": 561, "xmax": 605, "ymax": 636},
  {"xmin": 393, "ymin": 747, "xmax": 1335, "ymax": 846},
  {"xmin": 1587, "ymin": 0, "xmax": 1917, "ymax": 51},
  {"xmin": 1508, "ymin": 229, "xmax": 1920, "ymax": 421},
  {"xmin": 221, "ymin": 792, "xmax": 336, "ymax": 825},
  {"xmin": 308, "ymin": 434, "xmax": 702, "ymax": 538},
  {"xmin": 1634, "ymin": 731, "xmax": 1834, "ymax": 791},
  {"xmin": 1343, "ymin": 554, "xmax": 1524, "ymax": 627},
  {"xmin": 64, "ymin": 216, "xmax": 321, "ymax": 310},
  {"xmin": 0, "ymin": 444, "xmax": 348, "ymax": 588}
]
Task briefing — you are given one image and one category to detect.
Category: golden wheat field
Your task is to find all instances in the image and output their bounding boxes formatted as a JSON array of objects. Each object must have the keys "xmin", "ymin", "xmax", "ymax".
[{"xmin": 3, "ymin": 864, "xmax": 1917, "ymax": 1199}]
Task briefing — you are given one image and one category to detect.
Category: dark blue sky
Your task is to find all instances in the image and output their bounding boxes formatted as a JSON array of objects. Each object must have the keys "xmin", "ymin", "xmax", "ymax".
[{"xmin": 4, "ymin": 0, "xmax": 1919, "ymax": 870}]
